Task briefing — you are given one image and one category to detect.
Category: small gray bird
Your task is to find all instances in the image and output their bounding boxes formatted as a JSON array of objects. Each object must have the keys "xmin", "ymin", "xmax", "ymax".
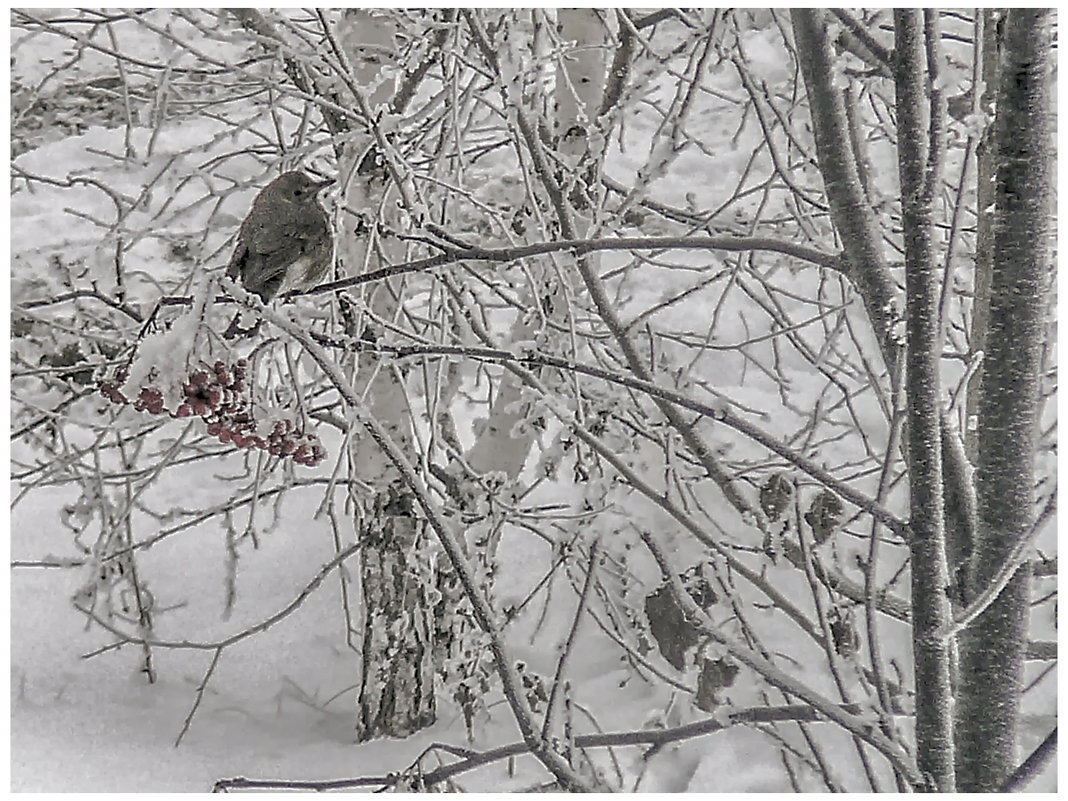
[{"xmin": 224, "ymin": 170, "xmax": 334, "ymax": 337}]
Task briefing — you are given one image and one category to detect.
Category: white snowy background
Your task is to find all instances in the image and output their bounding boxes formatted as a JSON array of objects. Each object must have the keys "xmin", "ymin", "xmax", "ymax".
[{"xmin": 9, "ymin": 9, "xmax": 1057, "ymax": 792}]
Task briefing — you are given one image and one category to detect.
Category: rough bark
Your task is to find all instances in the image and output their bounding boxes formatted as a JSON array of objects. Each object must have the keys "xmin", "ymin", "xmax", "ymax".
[
  {"xmin": 964, "ymin": 9, "xmax": 1004, "ymax": 464},
  {"xmin": 954, "ymin": 9, "xmax": 1053, "ymax": 791},
  {"xmin": 893, "ymin": 10, "xmax": 955, "ymax": 790},
  {"xmin": 357, "ymin": 500, "xmax": 437, "ymax": 739},
  {"xmin": 337, "ymin": 10, "xmax": 433, "ymax": 741}
]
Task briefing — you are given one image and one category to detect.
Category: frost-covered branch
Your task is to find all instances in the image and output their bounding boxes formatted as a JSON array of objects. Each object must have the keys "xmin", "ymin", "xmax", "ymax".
[
  {"xmin": 214, "ymin": 700, "xmax": 910, "ymax": 792},
  {"xmin": 253, "ymin": 290, "xmax": 600, "ymax": 792},
  {"xmin": 306, "ymin": 334, "xmax": 907, "ymax": 534},
  {"xmin": 640, "ymin": 529, "xmax": 924, "ymax": 788},
  {"xmin": 940, "ymin": 491, "xmax": 1055, "ymax": 642}
]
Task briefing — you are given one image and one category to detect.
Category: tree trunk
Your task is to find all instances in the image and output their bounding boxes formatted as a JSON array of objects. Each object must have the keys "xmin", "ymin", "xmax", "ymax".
[
  {"xmin": 963, "ymin": 9, "xmax": 1003, "ymax": 464},
  {"xmin": 336, "ymin": 10, "xmax": 435, "ymax": 741},
  {"xmin": 954, "ymin": 9, "xmax": 1053, "ymax": 791},
  {"xmin": 893, "ymin": 10, "xmax": 955, "ymax": 790},
  {"xmin": 357, "ymin": 496, "xmax": 437, "ymax": 738}
]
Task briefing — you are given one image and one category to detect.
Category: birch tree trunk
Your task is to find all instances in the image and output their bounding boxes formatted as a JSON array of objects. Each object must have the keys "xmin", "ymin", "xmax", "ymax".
[
  {"xmin": 464, "ymin": 10, "xmax": 612, "ymax": 485},
  {"xmin": 954, "ymin": 9, "xmax": 1054, "ymax": 790},
  {"xmin": 893, "ymin": 10, "xmax": 954, "ymax": 790},
  {"xmin": 335, "ymin": 10, "xmax": 435, "ymax": 740},
  {"xmin": 963, "ymin": 9, "xmax": 1003, "ymax": 465},
  {"xmin": 462, "ymin": 12, "xmax": 550, "ymax": 486}
]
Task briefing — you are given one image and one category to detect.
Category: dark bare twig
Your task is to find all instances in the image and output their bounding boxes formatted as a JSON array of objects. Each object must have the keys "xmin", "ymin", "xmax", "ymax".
[
  {"xmin": 829, "ymin": 9, "xmax": 894, "ymax": 72},
  {"xmin": 639, "ymin": 530, "xmax": 924, "ymax": 788},
  {"xmin": 175, "ymin": 648, "xmax": 222, "ymax": 746},
  {"xmin": 213, "ymin": 774, "xmax": 390, "ymax": 792},
  {"xmin": 632, "ymin": 9, "xmax": 686, "ymax": 31},
  {"xmin": 132, "ymin": 232, "xmax": 839, "ymax": 312},
  {"xmin": 15, "ymin": 287, "xmax": 144, "ymax": 322},
  {"xmin": 211, "ymin": 701, "xmax": 902, "ymax": 792},
  {"xmin": 999, "ymin": 727, "xmax": 1057, "ymax": 792},
  {"xmin": 541, "ymin": 540, "xmax": 600, "ymax": 743}
]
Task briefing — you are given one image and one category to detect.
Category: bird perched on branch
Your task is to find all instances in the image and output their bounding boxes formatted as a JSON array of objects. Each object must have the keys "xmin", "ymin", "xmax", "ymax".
[{"xmin": 223, "ymin": 170, "xmax": 334, "ymax": 338}]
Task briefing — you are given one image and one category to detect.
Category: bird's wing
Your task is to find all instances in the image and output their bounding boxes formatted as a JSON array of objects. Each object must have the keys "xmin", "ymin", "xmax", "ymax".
[
  {"xmin": 225, "ymin": 238, "xmax": 249, "ymax": 280},
  {"xmin": 246, "ymin": 217, "xmax": 296, "ymax": 258}
]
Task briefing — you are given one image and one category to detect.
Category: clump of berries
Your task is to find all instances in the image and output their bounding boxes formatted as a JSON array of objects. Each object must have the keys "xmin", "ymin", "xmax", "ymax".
[
  {"xmin": 175, "ymin": 358, "xmax": 248, "ymax": 421},
  {"xmin": 205, "ymin": 416, "xmax": 326, "ymax": 466},
  {"xmin": 99, "ymin": 358, "xmax": 326, "ymax": 467}
]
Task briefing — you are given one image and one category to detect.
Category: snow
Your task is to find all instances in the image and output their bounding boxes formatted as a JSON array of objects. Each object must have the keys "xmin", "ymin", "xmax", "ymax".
[{"xmin": 10, "ymin": 9, "xmax": 1057, "ymax": 794}]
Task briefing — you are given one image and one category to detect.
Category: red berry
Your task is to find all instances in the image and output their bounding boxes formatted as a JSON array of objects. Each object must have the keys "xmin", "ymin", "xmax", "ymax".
[{"xmin": 101, "ymin": 383, "xmax": 127, "ymax": 404}]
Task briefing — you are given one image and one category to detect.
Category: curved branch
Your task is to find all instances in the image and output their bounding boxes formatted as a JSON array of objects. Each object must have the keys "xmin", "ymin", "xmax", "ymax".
[
  {"xmin": 640, "ymin": 530, "xmax": 924, "ymax": 787},
  {"xmin": 213, "ymin": 701, "xmax": 897, "ymax": 792},
  {"xmin": 791, "ymin": 10, "xmax": 899, "ymax": 363},
  {"xmin": 139, "ymin": 233, "xmax": 840, "ymax": 312},
  {"xmin": 305, "ymin": 335, "xmax": 908, "ymax": 534},
  {"xmin": 250, "ymin": 286, "xmax": 599, "ymax": 793},
  {"xmin": 310, "ymin": 233, "xmax": 841, "ymax": 294}
]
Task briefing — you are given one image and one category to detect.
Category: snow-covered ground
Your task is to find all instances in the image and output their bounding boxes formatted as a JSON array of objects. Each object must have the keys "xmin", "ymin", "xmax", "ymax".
[{"xmin": 10, "ymin": 10, "xmax": 1057, "ymax": 793}]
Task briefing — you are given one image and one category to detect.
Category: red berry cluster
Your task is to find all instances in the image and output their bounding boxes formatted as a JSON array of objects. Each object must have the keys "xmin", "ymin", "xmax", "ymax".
[
  {"xmin": 99, "ymin": 359, "xmax": 326, "ymax": 467},
  {"xmin": 101, "ymin": 380, "xmax": 167, "ymax": 414},
  {"xmin": 205, "ymin": 417, "xmax": 326, "ymax": 466},
  {"xmin": 176, "ymin": 359, "xmax": 248, "ymax": 419}
]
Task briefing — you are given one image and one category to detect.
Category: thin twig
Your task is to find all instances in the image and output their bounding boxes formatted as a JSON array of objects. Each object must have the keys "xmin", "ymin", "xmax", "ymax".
[
  {"xmin": 211, "ymin": 700, "xmax": 901, "ymax": 792},
  {"xmin": 175, "ymin": 648, "xmax": 222, "ymax": 746},
  {"xmin": 639, "ymin": 529, "xmax": 923, "ymax": 787},
  {"xmin": 541, "ymin": 539, "xmax": 600, "ymax": 742}
]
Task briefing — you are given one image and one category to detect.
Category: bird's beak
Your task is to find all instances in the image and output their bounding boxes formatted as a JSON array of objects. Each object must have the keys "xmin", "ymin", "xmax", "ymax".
[{"xmin": 310, "ymin": 177, "xmax": 335, "ymax": 193}]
